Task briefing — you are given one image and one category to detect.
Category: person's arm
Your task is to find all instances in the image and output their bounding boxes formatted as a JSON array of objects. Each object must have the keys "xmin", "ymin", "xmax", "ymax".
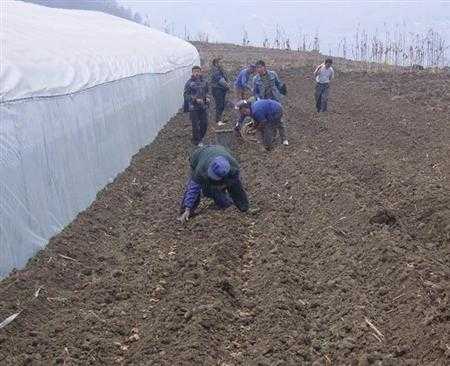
[
  {"xmin": 253, "ymin": 76, "xmax": 261, "ymax": 99},
  {"xmin": 205, "ymin": 81, "xmax": 210, "ymax": 104},
  {"xmin": 253, "ymin": 109, "xmax": 267, "ymax": 125},
  {"xmin": 182, "ymin": 178, "xmax": 202, "ymax": 210},
  {"xmin": 227, "ymin": 174, "xmax": 249, "ymax": 212},
  {"xmin": 329, "ymin": 68, "xmax": 334, "ymax": 81},
  {"xmin": 184, "ymin": 80, "xmax": 192, "ymax": 100},
  {"xmin": 314, "ymin": 64, "xmax": 323, "ymax": 77},
  {"xmin": 218, "ymin": 76, "xmax": 229, "ymax": 89},
  {"xmin": 273, "ymin": 71, "xmax": 282, "ymax": 89}
]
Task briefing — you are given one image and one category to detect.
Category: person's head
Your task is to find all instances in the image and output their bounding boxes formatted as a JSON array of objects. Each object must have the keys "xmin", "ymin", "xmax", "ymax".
[
  {"xmin": 255, "ymin": 60, "xmax": 267, "ymax": 75},
  {"xmin": 207, "ymin": 156, "xmax": 230, "ymax": 181},
  {"xmin": 192, "ymin": 65, "xmax": 202, "ymax": 78},
  {"xmin": 324, "ymin": 58, "xmax": 333, "ymax": 68},
  {"xmin": 212, "ymin": 57, "xmax": 222, "ymax": 67},
  {"xmin": 248, "ymin": 64, "xmax": 256, "ymax": 74},
  {"xmin": 236, "ymin": 99, "xmax": 252, "ymax": 116}
]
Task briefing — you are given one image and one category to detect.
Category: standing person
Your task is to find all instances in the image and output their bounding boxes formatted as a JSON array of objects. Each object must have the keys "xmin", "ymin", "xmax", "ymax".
[
  {"xmin": 253, "ymin": 60, "xmax": 287, "ymax": 102},
  {"xmin": 234, "ymin": 64, "xmax": 256, "ymax": 100},
  {"xmin": 236, "ymin": 99, "xmax": 289, "ymax": 150},
  {"xmin": 210, "ymin": 58, "xmax": 230, "ymax": 127},
  {"xmin": 178, "ymin": 145, "xmax": 249, "ymax": 223},
  {"xmin": 314, "ymin": 58, "xmax": 334, "ymax": 113},
  {"xmin": 184, "ymin": 65, "xmax": 210, "ymax": 146}
]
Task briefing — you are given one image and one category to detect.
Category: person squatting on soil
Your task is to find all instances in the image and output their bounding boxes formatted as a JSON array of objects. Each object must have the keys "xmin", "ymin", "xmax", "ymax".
[
  {"xmin": 178, "ymin": 145, "xmax": 249, "ymax": 223},
  {"xmin": 314, "ymin": 58, "xmax": 334, "ymax": 113},
  {"xmin": 184, "ymin": 65, "xmax": 210, "ymax": 146},
  {"xmin": 253, "ymin": 60, "xmax": 287, "ymax": 102},
  {"xmin": 235, "ymin": 64, "xmax": 256, "ymax": 100},
  {"xmin": 210, "ymin": 57, "xmax": 230, "ymax": 127},
  {"xmin": 236, "ymin": 99, "xmax": 289, "ymax": 150}
]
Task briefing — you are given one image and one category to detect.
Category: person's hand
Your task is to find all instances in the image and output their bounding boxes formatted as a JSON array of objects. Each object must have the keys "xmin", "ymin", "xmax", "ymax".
[
  {"xmin": 178, "ymin": 208, "xmax": 191, "ymax": 224},
  {"xmin": 205, "ymin": 97, "xmax": 211, "ymax": 104}
]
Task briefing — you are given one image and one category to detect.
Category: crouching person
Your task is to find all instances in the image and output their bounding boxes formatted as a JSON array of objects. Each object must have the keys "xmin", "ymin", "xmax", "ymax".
[
  {"xmin": 236, "ymin": 99, "xmax": 289, "ymax": 150},
  {"xmin": 178, "ymin": 145, "xmax": 249, "ymax": 223}
]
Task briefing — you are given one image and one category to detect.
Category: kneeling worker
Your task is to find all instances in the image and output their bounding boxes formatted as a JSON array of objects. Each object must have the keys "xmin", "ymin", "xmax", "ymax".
[
  {"xmin": 179, "ymin": 145, "xmax": 249, "ymax": 223},
  {"xmin": 236, "ymin": 99, "xmax": 289, "ymax": 150}
]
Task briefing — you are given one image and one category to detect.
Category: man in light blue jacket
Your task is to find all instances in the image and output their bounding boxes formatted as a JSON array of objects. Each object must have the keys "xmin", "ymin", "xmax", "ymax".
[
  {"xmin": 234, "ymin": 64, "xmax": 256, "ymax": 100},
  {"xmin": 253, "ymin": 60, "xmax": 286, "ymax": 102}
]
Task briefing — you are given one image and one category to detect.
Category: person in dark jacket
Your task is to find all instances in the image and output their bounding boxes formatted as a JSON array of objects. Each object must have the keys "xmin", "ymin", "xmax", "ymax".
[
  {"xmin": 253, "ymin": 60, "xmax": 286, "ymax": 102},
  {"xmin": 179, "ymin": 145, "xmax": 249, "ymax": 223},
  {"xmin": 209, "ymin": 58, "xmax": 230, "ymax": 126},
  {"xmin": 184, "ymin": 65, "xmax": 210, "ymax": 146},
  {"xmin": 235, "ymin": 64, "xmax": 256, "ymax": 100},
  {"xmin": 236, "ymin": 99, "xmax": 289, "ymax": 150}
]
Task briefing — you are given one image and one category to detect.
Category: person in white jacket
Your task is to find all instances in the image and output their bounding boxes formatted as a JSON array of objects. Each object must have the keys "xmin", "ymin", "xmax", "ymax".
[{"xmin": 314, "ymin": 58, "xmax": 334, "ymax": 113}]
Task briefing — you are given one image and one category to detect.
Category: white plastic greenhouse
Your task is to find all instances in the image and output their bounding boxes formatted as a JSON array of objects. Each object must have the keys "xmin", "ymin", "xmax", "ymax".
[{"xmin": 0, "ymin": 1, "xmax": 199, "ymax": 277}]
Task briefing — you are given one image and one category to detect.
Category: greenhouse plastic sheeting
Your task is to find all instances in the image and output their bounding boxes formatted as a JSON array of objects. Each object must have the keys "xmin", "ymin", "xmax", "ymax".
[{"xmin": 0, "ymin": 2, "xmax": 199, "ymax": 277}]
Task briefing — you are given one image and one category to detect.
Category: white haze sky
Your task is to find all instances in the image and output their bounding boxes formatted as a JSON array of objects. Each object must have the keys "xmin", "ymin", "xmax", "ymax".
[{"xmin": 120, "ymin": 0, "xmax": 449, "ymax": 54}]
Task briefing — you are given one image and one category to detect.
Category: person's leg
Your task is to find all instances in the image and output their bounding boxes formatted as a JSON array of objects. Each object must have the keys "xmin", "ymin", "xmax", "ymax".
[
  {"xmin": 277, "ymin": 119, "xmax": 287, "ymax": 143},
  {"xmin": 211, "ymin": 188, "xmax": 233, "ymax": 209},
  {"xmin": 315, "ymin": 84, "xmax": 322, "ymax": 112},
  {"xmin": 199, "ymin": 109, "xmax": 208, "ymax": 143},
  {"xmin": 202, "ymin": 185, "xmax": 232, "ymax": 209},
  {"xmin": 321, "ymin": 84, "xmax": 330, "ymax": 112},
  {"xmin": 212, "ymin": 88, "xmax": 220, "ymax": 123},
  {"xmin": 216, "ymin": 89, "xmax": 226, "ymax": 123},
  {"xmin": 190, "ymin": 110, "xmax": 200, "ymax": 145},
  {"xmin": 262, "ymin": 123, "xmax": 276, "ymax": 150}
]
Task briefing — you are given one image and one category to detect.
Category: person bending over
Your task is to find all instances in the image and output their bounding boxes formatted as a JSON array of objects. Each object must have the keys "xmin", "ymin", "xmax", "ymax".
[
  {"xmin": 236, "ymin": 99, "xmax": 289, "ymax": 150},
  {"xmin": 179, "ymin": 145, "xmax": 249, "ymax": 223}
]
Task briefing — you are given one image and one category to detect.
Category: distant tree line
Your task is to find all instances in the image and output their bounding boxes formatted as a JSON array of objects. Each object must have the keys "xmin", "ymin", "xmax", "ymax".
[{"xmin": 20, "ymin": 0, "xmax": 150, "ymax": 26}]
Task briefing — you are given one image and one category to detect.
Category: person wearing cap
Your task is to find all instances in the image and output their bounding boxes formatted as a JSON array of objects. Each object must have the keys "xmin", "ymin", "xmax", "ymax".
[
  {"xmin": 210, "ymin": 57, "xmax": 230, "ymax": 127},
  {"xmin": 234, "ymin": 64, "xmax": 256, "ymax": 100},
  {"xmin": 183, "ymin": 65, "xmax": 210, "ymax": 146},
  {"xmin": 178, "ymin": 145, "xmax": 249, "ymax": 223},
  {"xmin": 253, "ymin": 60, "xmax": 286, "ymax": 102},
  {"xmin": 236, "ymin": 99, "xmax": 289, "ymax": 150},
  {"xmin": 314, "ymin": 58, "xmax": 334, "ymax": 112}
]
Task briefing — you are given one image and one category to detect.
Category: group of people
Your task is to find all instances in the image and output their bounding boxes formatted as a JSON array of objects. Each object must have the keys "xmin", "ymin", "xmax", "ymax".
[{"xmin": 179, "ymin": 57, "xmax": 334, "ymax": 223}]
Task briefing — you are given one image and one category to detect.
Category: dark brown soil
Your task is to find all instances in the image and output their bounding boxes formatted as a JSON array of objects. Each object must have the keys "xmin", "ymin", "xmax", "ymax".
[{"xmin": 1, "ymin": 43, "xmax": 449, "ymax": 366}]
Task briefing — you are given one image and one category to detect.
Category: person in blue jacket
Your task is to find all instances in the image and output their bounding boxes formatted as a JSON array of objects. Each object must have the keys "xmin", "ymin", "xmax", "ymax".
[
  {"xmin": 234, "ymin": 64, "xmax": 256, "ymax": 100},
  {"xmin": 253, "ymin": 60, "xmax": 286, "ymax": 102},
  {"xmin": 178, "ymin": 145, "xmax": 249, "ymax": 223},
  {"xmin": 236, "ymin": 99, "xmax": 289, "ymax": 150}
]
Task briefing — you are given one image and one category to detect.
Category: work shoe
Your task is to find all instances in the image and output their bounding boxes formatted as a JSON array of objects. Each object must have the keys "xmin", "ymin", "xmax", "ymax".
[
  {"xmin": 217, "ymin": 121, "xmax": 226, "ymax": 126},
  {"xmin": 283, "ymin": 140, "xmax": 289, "ymax": 146},
  {"xmin": 198, "ymin": 142, "xmax": 204, "ymax": 147}
]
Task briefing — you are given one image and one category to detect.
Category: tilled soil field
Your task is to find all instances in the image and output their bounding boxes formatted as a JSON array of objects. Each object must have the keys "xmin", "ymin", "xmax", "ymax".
[{"xmin": 1, "ymin": 43, "xmax": 449, "ymax": 365}]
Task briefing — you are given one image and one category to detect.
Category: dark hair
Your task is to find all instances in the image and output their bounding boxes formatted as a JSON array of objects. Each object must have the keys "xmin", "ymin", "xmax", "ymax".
[
  {"xmin": 325, "ymin": 58, "xmax": 333, "ymax": 64},
  {"xmin": 212, "ymin": 58, "xmax": 221, "ymax": 66},
  {"xmin": 255, "ymin": 60, "xmax": 266, "ymax": 67},
  {"xmin": 192, "ymin": 65, "xmax": 201, "ymax": 71}
]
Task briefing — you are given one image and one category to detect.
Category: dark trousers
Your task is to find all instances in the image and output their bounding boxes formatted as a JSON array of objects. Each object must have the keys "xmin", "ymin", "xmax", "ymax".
[
  {"xmin": 212, "ymin": 88, "xmax": 227, "ymax": 122},
  {"xmin": 190, "ymin": 109, "xmax": 208, "ymax": 145},
  {"xmin": 260, "ymin": 113, "xmax": 287, "ymax": 150},
  {"xmin": 315, "ymin": 83, "xmax": 330, "ymax": 112}
]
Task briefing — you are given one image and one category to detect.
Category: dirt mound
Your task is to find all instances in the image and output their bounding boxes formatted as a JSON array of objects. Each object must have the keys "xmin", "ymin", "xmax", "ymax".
[{"xmin": 1, "ymin": 43, "xmax": 449, "ymax": 365}]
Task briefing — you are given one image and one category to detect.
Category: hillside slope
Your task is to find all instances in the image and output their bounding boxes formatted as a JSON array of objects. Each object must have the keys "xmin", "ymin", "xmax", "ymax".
[{"xmin": 1, "ymin": 43, "xmax": 449, "ymax": 365}]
